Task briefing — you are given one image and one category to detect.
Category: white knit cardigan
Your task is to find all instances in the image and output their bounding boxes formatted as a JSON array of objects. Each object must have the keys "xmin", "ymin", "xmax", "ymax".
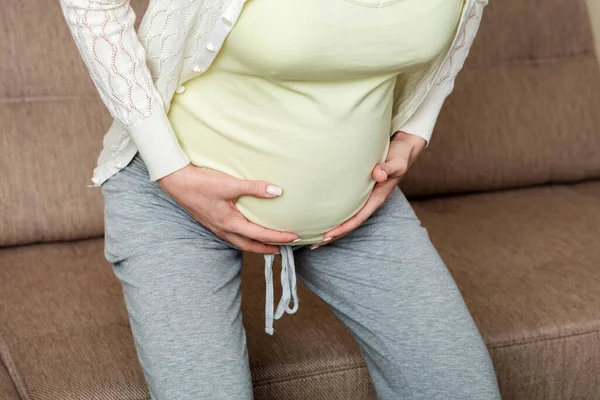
[{"xmin": 58, "ymin": 0, "xmax": 488, "ymax": 187}]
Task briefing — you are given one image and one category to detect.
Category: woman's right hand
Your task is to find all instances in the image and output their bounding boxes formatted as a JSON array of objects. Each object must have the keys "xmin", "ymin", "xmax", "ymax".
[{"xmin": 157, "ymin": 164, "xmax": 299, "ymax": 254}]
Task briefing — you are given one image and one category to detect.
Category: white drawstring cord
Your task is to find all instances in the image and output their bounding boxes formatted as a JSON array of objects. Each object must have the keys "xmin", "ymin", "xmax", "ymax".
[{"xmin": 263, "ymin": 245, "xmax": 299, "ymax": 335}]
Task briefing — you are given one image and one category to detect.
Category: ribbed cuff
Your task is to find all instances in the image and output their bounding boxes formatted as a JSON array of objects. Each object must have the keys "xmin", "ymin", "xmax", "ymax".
[
  {"xmin": 126, "ymin": 111, "xmax": 190, "ymax": 181},
  {"xmin": 391, "ymin": 81, "xmax": 452, "ymax": 148}
]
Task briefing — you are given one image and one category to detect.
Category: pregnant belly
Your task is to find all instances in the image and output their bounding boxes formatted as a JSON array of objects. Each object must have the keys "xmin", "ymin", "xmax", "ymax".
[{"xmin": 168, "ymin": 105, "xmax": 391, "ymax": 246}]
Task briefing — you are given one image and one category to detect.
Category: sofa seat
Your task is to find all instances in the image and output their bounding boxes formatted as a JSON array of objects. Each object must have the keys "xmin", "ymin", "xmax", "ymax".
[
  {"xmin": 413, "ymin": 180, "xmax": 600, "ymax": 400},
  {"xmin": 1, "ymin": 180, "xmax": 599, "ymax": 400},
  {"xmin": 0, "ymin": 362, "xmax": 19, "ymax": 400}
]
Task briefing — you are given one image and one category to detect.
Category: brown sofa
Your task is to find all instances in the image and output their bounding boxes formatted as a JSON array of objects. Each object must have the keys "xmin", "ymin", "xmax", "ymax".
[{"xmin": 2, "ymin": 0, "xmax": 600, "ymax": 399}]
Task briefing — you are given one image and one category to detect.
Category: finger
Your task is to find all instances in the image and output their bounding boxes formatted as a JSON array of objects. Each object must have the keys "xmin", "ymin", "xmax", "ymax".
[
  {"xmin": 222, "ymin": 232, "xmax": 281, "ymax": 254},
  {"xmin": 229, "ymin": 215, "xmax": 300, "ymax": 244},
  {"xmin": 227, "ymin": 179, "xmax": 284, "ymax": 200}
]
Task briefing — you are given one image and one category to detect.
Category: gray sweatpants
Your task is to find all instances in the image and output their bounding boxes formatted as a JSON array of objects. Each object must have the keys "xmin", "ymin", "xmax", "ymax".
[{"xmin": 101, "ymin": 152, "xmax": 501, "ymax": 400}]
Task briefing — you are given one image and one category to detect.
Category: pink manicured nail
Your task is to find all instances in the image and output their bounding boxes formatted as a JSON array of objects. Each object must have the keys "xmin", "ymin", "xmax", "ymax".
[
  {"xmin": 310, "ymin": 245, "xmax": 320, "ymax": 250},
  {"xmin": 381, "ymin": 170, "xmax": 387, "ymax": 180},
  {"xmin": 322, "ymin": 237, "xmax": 332, "ymax": 242},
  {"xmin": 292, "ymin": 238, "xmax": 302, "ymax": 243}
]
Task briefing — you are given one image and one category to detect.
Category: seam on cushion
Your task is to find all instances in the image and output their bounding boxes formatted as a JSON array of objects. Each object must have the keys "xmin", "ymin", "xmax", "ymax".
[
  {"xmin": 0, "ymin": 335, "xmax": 29, "ymax": 400},
  {"xmin": 253, "ymin": 362, "xmax": 368, "ymax": 387},
  {"xmin": 408, "ymin": 177, "xmax": 600, "ymax": 202},
  {"xmin": 0, "ymin": 96, "xmax": 100, "ymax": 104},
  {"xmin": 488, "ymin": 326, "xmax": 600, "ymax": 350},
  {"xmin": 463, "ymin": 50, "xmax": 596, "ymax": 69},
  {"xmin": 0, "ymin": 234, "xmax": 105, "ymax": 251}
]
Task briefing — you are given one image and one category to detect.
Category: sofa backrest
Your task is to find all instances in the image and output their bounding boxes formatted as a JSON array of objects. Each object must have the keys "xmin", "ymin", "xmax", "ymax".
[
  {"xmin": 1, "ymin": 0, "xmax": 599, "ymax": 246},
  {"xmin": 401, "ymin": 0, "xmax": 600, "ymax": 198},
  {"xmin": 0, "ymin": 0, "xmax": 148, "ymax": 247}
]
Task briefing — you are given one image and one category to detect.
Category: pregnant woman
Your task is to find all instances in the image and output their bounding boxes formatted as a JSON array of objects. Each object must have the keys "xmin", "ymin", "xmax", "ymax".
[{"xmin": 60, "ymin": 0, "xmax": 501, "ymax": 398}]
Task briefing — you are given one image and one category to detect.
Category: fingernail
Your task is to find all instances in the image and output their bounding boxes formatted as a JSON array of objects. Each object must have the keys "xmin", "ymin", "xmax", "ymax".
[
  {"xmin": 322, "ymin": 237, "xmax": 332, "ymax": 242},
  {"xmin": 381, "ymin": 170, "xmax": 387, "ymax": 180},
  {"xmin": 310, "ymin": 245, "xmax": 320, "ymax": 250},
  {"xmin": 275, "ymin": 251, "xmax": 280, "ymax": 254},
  {"xmin": 266, "ymin": 185, "xmax": 283, "ymax": 196},
  {"xmin": 292, "ymin": 238, "xmax": 302, "ymax": 243}
]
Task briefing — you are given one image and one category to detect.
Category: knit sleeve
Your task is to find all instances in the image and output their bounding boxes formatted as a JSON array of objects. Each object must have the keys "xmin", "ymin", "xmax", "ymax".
[
  {"xmin": 392, "ymin": 0, "xmax": 489, "ymax": 147},
  {"xmin": 58, "ymin": 0, "xmax": 190, "ymax": 181}
]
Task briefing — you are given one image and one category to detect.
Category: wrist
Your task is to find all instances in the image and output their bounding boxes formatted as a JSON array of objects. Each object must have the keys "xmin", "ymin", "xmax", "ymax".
[
  {"xmin": 158, "ymin": 162, "xmax": 193, "ymax": 190},
  {"xmin": 392, "ymin": 130, "xmax": 427, "ymax": 148}
]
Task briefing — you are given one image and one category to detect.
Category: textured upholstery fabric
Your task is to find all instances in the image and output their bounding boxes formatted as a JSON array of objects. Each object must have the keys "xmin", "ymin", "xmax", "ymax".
[
  {"xmin": 0, "ymin": 0, "xmax": 148, "ymax": 100},
  {"xmin": 1, "ymin": 182, "xmax": 599, "ymax": 399},
  {"xmin": 0, "ymin": 100, "xmax": 108, "ymax": 246},
  {"xmin": 0, "ymin": 0, "xmax": 148, "ymax": 247},
  {"xmin": 0, "ymin": 361, "xmax": 20, "ymax": 400},
  {"xmin": 400, "ymin": 0, "xmax": 600, "ymax": 197},
  {"xmin": 466, "ymin": 0, "xmax": 596, "ymax": 65},
  {"xmin": 400, "ymin": 56, "xmax": 600, "ymax": 197},
  {"xmin": 413, "ymin": 181, "xmax": 600, "ymax": 399}
]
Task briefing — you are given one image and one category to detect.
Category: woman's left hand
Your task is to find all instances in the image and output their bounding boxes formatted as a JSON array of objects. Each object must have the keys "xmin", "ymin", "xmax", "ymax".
[{"xmin": 311, "ymin": 131, "xmax": 427, "ymax": 249}]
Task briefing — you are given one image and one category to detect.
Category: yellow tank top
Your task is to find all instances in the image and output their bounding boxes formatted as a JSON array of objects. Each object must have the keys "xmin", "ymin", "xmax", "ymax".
[{"xmin": 168, "ymin": 0, "xmax": 464, "ymax": 245}]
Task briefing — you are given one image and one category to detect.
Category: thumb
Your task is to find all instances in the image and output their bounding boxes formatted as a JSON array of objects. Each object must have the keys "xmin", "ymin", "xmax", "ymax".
[
  {"xmin": 373, "ymin": 158, "xmax": 409, "ymax": 182},
  {"xmin": 372, "ymin": 163, "xmax": 390, "ymax": 183}
]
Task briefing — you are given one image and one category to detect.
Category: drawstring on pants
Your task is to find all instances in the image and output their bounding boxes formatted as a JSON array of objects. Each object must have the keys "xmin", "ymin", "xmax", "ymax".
[{"xmin": 263, "ymin": 245, "xmax": 299, "ymax": 335}]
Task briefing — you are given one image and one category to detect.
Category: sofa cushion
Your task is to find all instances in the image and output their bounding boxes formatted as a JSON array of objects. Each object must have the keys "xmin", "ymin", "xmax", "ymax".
[
  {"xmin": 0, "ymin": 99, "xmax": 110, "ymax": 247},
  {"xmin": 467, "ymin": 0, "xmax": 596, "ymax": 65},
  {"xmin": 401, "ymin": 0, "xmax": 600, "ymax": 197},
  {"xmin": 412, "ymin": 180, "xmax": 600, "ymax": 399},
  {"xmin": 401, "ymin": 55, "xmax": 600, "ymax": 198},
  {"xmin": 1, "ymin": 181, "xmax": 599, "ymax": 399},
  {"xmin": 0, "ymin": 240, "xmax": 150, "ymax": 400},
  {"xmin": 0, "ymin": 0, "xmax": 148, "ymax": 100},
  {"xmin": 0, "ymin": 360, "xmax": 20, "ymax": 400},
  {"xmin": 0, "ymin": 0, "xmax": 150, "ymax": 246}
]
